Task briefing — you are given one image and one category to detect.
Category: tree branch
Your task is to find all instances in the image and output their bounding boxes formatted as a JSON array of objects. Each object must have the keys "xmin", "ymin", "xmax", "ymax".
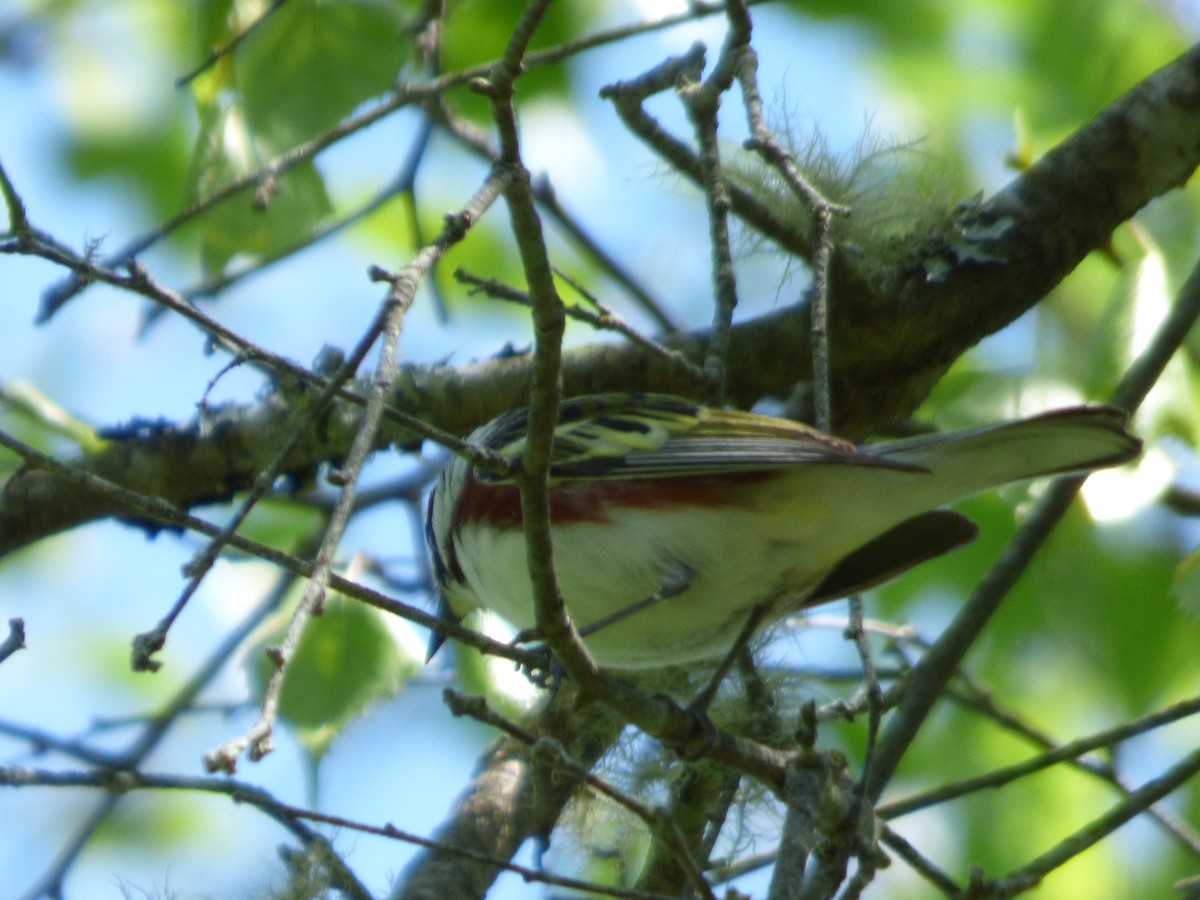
[{"xmin": 5, "ymin": 45, "xmax": 1199, "ymax": 556}]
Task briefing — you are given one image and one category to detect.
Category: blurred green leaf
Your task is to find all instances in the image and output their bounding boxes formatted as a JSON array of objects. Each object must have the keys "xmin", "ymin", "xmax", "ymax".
[
  {"xmin": 95, "ymin": 795, "xmax": 207, "ymax": 851},
  {"xmin": 1172, "ymin": 547, "xmax": 1200, "ymax": 620},
  {"xmin": 787, "ymin": 0, "xmax": 952, "ymax": 45},
  {"xmin": 1016, "ymin": 0, "xmax": 1188, "ymax": 126},
  {"xmin": 439, "ymin": 0, "xmax": 595, "ymax": 122},
  {"xmin": 234, "ymin": 0, "xmax": 416, "ymax": 148},
  {"xmin": 0, "ymin": 379, "xmax": 105, "ymax": 452},
  {"xmin": 249, "ymin": 583, "xmax": 420, "ymax": 761},
  {"xmin": 64, "ymin": 120, "xmax": 192, "ymax": 219},
  {"xmin": 235, "ymin": 499, "xmax": 325, "ymax": 553},
  {"xmin": 180, "ymin": 99, "xmax": 333, "ymax": 274},
  {"xmin": 1030, "ymin": 507, "xmax": 1184, "ymax": 713}
]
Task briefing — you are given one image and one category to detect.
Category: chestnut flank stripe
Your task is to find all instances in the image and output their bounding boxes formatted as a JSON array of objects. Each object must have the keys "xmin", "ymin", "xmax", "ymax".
[{"xmin": 454, "ymin": 471, "xmax": 778, "ymax": 530}]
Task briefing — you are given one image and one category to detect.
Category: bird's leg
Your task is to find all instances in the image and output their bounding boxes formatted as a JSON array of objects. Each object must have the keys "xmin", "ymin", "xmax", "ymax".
[
  {"xmin": 673, "ymin": 604, "xmax": 773, "ymax": 761},
  {"xmin": 690, "ymin": 603, "xmax": 772, "ymax": 715}
]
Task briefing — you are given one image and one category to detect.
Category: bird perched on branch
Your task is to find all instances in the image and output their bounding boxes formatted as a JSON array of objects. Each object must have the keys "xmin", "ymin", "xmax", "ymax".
[{"xmin": 425, "ymin": 393, "xmax": 1140, "ymax": 669}]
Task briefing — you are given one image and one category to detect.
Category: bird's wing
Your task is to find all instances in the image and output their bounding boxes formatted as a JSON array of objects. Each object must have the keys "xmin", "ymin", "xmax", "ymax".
[{"xmin": 475, "ymin": 393, "xmax": 920, "ymax": 481}]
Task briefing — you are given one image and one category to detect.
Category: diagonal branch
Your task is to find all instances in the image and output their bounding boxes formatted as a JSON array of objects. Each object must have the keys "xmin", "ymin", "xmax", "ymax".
[{"xmin": 866, "ymin": 250, "xmax": 1200, "ymax": 801}]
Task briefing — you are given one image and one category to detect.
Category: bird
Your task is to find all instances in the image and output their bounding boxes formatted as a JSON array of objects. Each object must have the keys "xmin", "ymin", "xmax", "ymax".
[{"xmin": 424, "ymin": 392, "xmax": 1141, "ymax": 670}]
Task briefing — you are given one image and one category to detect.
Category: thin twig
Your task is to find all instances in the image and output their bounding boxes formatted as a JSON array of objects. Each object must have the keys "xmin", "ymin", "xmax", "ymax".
[
  {"xmin": 444, "ymin": 690, "xmax": 718, "ymax": 900},
  {"xmin": 994, "ymin": 742, "xmax": 1200, "ymax": 893},
  {"xmin": 878, "ymin": 826, "xmax": 960, "ymax": 894},
  {"xmin": 132, "ymin": 166, "xmax": 498, "ymax": 673},
  {"xmin": 203, "ymin": 166, "xmax": 513, "ymax": 773},
  {"xmin": 428, "ymin": 96, "xmax": 683, "ymax": 343},
  {"xmin": 4, "ymin": 763, "xmax": 687, "ymax": 900},
  {"xmin": 732, "ymin": 17, "xmax": 880, "ymax": 892},
  {"xmin": 0, "ymin": 428, "xmax": 536, "ymax": 668},
  {"xmin": 16, "ymin": 236, "xmax": 496, "ymax": 469},
  {"xmin": 38, "ymin": 79, "xmax": 428, "ymax": 319},
  {"xmin": 482, "ymin": 0, "xmax": 597, "ymax": 682},
  {"xmin": 880, "ymin": 691, "xmax": 1200, "ymax": 820},
  {"xmin": 175, "ymin": 0, "xmax": 294, "ymax": 86},
  {"xmin": 676, "ymin": 6, "xmax": 748, "ymax": 405},
  {"xmin": 177, "ymin": 116, "xmax": 434, "ymax": 305},
  {"xmin": 0, "ymin": 618, "xmax": 24, "ymax": 665},
  {"xmin": 455, "ymin": 267, "xmax": 704, "ymax": 381},
  {"xmin": 131, "ymin": 293, "xmax": 395, "ymax": 672},
  {"xmin": 601, "ymin": 46, "xmax": 814, "ymax": 263},
  {"xmin": 945, "ymin": 681, "xmax": 1200, "ymax": 856}
]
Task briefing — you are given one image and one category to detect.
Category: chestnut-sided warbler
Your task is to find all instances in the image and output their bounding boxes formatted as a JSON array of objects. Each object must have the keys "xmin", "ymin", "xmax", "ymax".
[{"xmin": 425, "ymin": 393, "xmax": 1140, "ymax": 669}]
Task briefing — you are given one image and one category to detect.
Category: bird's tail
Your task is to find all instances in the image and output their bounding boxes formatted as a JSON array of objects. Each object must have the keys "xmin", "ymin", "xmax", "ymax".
[{"xmin": 865, "ymin": 407, "xmax": 1141, "ymax": 502}]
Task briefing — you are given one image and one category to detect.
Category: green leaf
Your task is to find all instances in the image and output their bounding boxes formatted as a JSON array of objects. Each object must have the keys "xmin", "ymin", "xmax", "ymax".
[
  {"xmin": 234, "ymin": 0, "xmax": 416, "ymax": 148},
  {"xmin": 786, "ymin": 0, "xmax": 952, "ymax": 45},
  {"xmin": 64, "ymin": 119, "xmax": 192, "ymax": 219},
  {"xmin": 1171, "ymin": 548, "xmax": 1200, "ymax": 620},
  {"xmin": 1032, "ymin": 507, "xmax": 1184, "ymax": 712},
  {"xmin": 0, "ymin": 380, "xmax": 106, "ymax": 454},
  {"xmin": 234, "ymin": 499, "xmax": 325, "ymax": 554},
  {"xmin": 95, "ymin": 795, "xmax": 208, "ymax": 852},
  {"xmin": 439, "ymin": 0, "xmax": 593, "ymax": 122},
  {"xmin": 181, "ymin": 100, "xmax": 333, "ymax": 274},
  {"xmin": 249, "ymin": 586, "xmax": 421, "ymax": 761}
]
